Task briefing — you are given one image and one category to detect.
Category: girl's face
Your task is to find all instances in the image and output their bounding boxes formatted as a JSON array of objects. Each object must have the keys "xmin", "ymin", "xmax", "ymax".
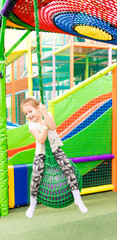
[{"xmin": 23, "ymin": 104, "xmax": 41, "ymax": 122}]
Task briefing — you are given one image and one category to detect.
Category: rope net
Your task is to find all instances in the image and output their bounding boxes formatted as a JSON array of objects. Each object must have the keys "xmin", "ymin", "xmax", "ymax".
[
  {"xmin": 1, "ymin": 0, "xmax": 117, "ymax": 44},
  {"xmin": 38, "ymin": 143, "xmax": 82, "ymax": 208}
]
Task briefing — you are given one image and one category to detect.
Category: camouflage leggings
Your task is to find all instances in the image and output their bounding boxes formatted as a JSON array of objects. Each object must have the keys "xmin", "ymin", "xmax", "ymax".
[{"xmin": 30, "ymin": 147, "xmax": 78, "ymax": 197}]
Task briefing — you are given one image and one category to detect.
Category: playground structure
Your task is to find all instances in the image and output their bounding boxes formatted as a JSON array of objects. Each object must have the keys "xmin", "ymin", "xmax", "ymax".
[
  {"xmin": 6, "ymin": 34, "xmax": 117, "ymax": 125},
  {"xmin": 6, "ymin": 32, "xmax": 72, "ymax": 124},
  {"xmin": 1, "ymin": 0, "xmax": 117, "ymax": 216},
  {"xmin": 6, "ymin": 63, "xmax": 115, "ymax": 209}
]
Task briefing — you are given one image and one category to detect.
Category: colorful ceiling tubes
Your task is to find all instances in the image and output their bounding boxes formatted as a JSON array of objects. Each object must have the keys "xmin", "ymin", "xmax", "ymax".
[{"xmin": 1, "ymin": 0, "xmax": 117, "ymax": 44}]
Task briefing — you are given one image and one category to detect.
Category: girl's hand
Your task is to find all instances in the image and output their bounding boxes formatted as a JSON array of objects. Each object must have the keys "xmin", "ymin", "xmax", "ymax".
[
  {"xmin": 39, "ymin": 103, "xmax": 47, "ymax": 116},
  {"xmin": 40, "ymin": 103, "xmax": 56, "ymax": 130},
  {"xmin": 42, "ymin": 120, "xmax": 48, "ymax": 130}
]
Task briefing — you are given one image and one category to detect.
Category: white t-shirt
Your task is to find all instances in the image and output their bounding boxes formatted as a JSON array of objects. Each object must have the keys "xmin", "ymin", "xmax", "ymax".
[{"xmin": 28, "ymin": 121, "xmax": 63, "ymax": 155}]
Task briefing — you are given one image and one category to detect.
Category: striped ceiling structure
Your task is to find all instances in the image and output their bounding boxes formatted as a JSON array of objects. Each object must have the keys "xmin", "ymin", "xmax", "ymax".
[{"xmin": 1, "ymin": 0, "xmax": 117, "ymax": 44}]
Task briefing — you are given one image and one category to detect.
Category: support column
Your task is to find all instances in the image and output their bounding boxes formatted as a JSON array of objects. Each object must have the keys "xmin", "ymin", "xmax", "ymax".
[
  {"xmin": 112, "ymin": 66, "xmax": 117, "ymax": 191},
  {"xmin": 0, "ymin": 1, "xmax": 8, "ymax": 215},
  {"xmin": 108, "ymin": 45, "xmax": 112, "ymax": 75},
  {"xmin": 11, "ymin": 62, "xmax": 16, "ymax": 123},
  {"xmin": 85, "ymin": 56, "xmax": 89, "ymax": 79},
  {"xmin": 27, "ymin": 33, "xmax": 33, "ymax": 97},
  {"xmin": 70, "ymin": 36, "xmax": 74, "ymax": 88},
  {"xmin": 52, "ymin": 33, "xmax": 56, "ymax": 98}
]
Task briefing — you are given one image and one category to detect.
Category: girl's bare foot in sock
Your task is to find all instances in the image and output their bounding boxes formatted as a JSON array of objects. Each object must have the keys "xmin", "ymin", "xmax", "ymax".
[
  {"xmin": 26, "ymin": 196, "xmax": 37, "ymax": 218},
  {"xmin": 72, "ymin": 190, "xmax": 88, "ymax": 213}
]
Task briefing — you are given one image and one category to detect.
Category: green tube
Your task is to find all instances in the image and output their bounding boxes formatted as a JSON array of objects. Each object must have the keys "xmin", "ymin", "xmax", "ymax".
[
  {"xmin": 33, "ymin": 0, "xmax": 44, "ymax": 104},
  {"xmin": 0, "ymin": 61, "xmax": 8, "ymax": 216},
  {"xmin": 5, "ymin": 30, "xmax": 31, "ymax": 58},
  {"xmin": 0, "ymin": 0, "xmax": 8, "ymax": 216}
]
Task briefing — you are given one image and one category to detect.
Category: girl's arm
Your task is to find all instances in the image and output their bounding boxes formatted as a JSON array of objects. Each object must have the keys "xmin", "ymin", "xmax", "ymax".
[
  {"xmin": 30, "ymin": 127, "xmax": 48, "ymax": 144},
  {"xmin": 39, "ymin": 103, "xmax": 56, "ymax": 130}
]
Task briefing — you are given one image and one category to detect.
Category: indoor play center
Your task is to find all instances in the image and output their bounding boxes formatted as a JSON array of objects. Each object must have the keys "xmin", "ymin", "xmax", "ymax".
[{"xmin": 1, "ymin": 0, "xmax": 117, "ymax": 231}]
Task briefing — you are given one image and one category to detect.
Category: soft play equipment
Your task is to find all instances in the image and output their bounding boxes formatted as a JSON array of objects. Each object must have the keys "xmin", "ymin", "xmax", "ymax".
[
  {"xmin": 7, "ymin": 72, "xmax": 114, "ymax": 208},
  {"xmin": 1, "ymin": 0, "xmax": 117, "ymax": 216}
]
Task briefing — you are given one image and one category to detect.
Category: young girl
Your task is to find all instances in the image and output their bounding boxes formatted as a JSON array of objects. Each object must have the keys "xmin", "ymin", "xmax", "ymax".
[{"xmin": 21, "ymin": 98, "xmax": 88, "ymax": 218}]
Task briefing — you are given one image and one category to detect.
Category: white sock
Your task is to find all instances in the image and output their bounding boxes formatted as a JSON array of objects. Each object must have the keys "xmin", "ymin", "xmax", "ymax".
[
  {"xmin": 72, "ymin": 189, "xmax": 88, "ymax": 213},
  {"xmin": 26, "ymin": 196, "xmax": 37, "ymax": 218}
]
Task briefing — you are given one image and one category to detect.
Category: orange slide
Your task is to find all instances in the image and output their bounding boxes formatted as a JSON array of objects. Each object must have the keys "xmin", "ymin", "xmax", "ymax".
[
  {"xmin": 57, "ymin": 92, "xmax": 112, "ymax": 135},
  {"xmin": 59, "ymin": 99, "xmax": 109, "ymax": 139}
]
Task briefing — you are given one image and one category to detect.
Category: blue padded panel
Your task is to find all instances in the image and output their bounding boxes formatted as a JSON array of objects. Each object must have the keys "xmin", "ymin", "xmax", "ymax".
[{"xmin": 14, "ymin": 164, "xmax": 28, "ymax": 207}]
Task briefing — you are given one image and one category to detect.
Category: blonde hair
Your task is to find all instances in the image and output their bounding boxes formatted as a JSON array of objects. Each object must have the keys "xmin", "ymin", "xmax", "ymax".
[{"xmin": 21, "ymin": 97, "xmax": 40, "ymax": 112}]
